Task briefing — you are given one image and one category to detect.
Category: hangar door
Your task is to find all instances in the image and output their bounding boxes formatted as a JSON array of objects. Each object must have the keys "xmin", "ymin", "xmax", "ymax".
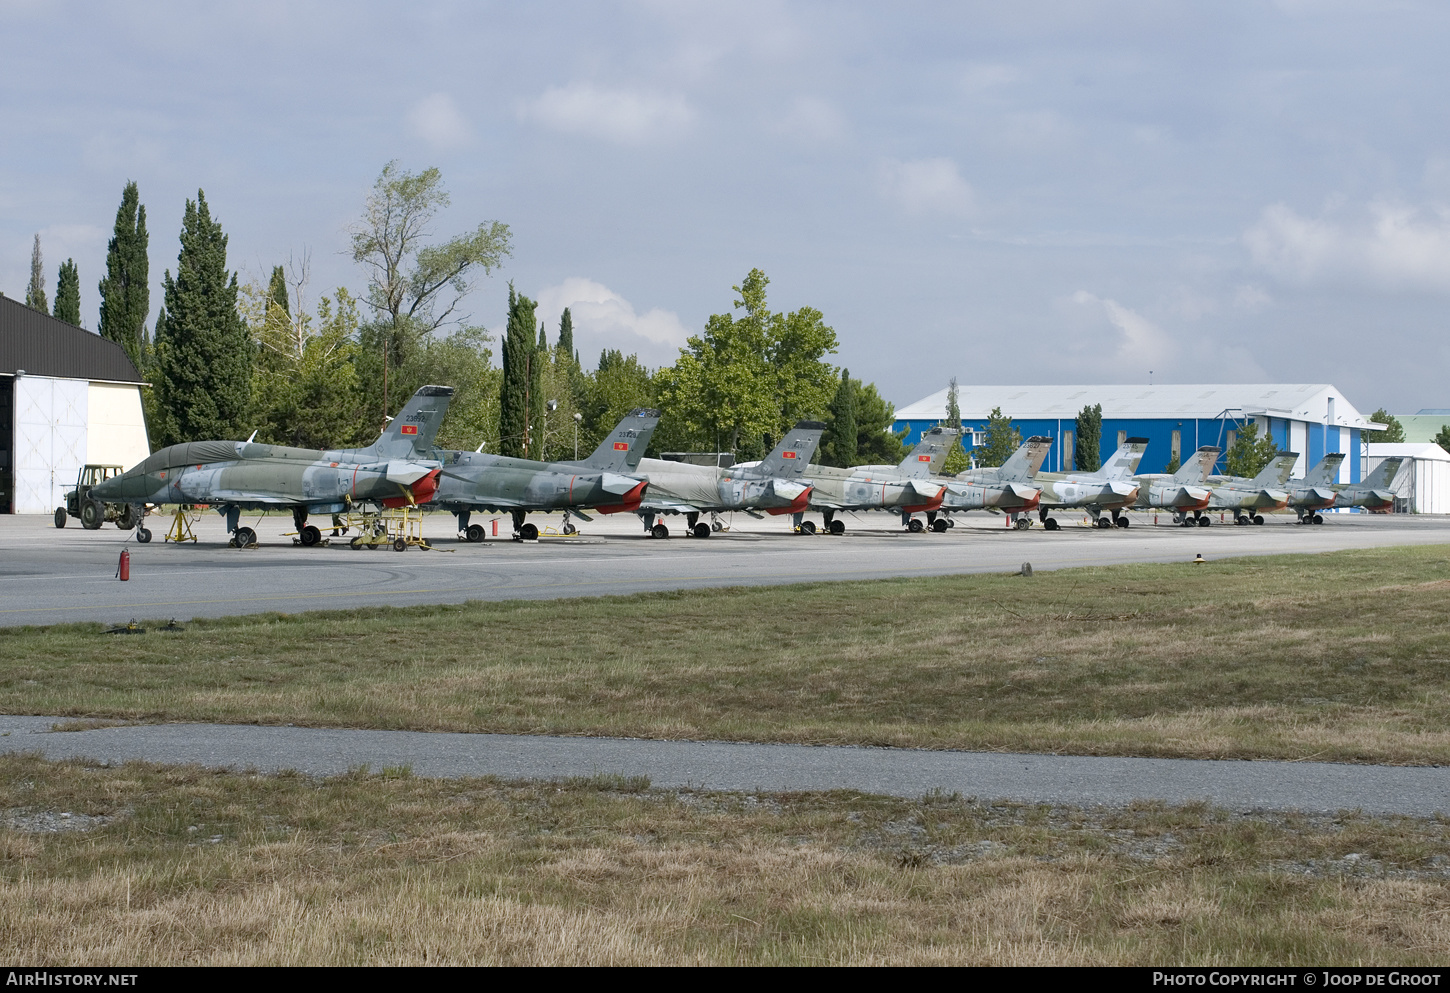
[{"xmin": 12, "ymin": 376, "xmax": 87, "ymax": 514}]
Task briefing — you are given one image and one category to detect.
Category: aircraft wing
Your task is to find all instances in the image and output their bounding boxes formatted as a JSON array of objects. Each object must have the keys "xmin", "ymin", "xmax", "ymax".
[{"xmin": 638, "ymin": 498, "xmax": 702, "ymax": 514}]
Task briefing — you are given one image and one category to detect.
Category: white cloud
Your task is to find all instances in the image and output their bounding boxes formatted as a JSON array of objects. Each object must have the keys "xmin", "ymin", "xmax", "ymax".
[
  {"xmin": 1072, "ymin": 291, "xmax": 1175, "ymax": 371},
  {"xmin": 520, "ymin": 83, "xmax": 694, "ymax": 144},
  {"xmin": 407, "ymin": 92, "xmax": 471, "ymax": 149},
  {"xmin": 1233, "ymin": 284, "xmax": 1273, "ymax": 311},
  {"xmin": 879, "ymin": 157, "xmax": 975, "ymax": 218},
  {"xmin": 775, "ymin": 96, "xmax": 847, "ymax": 144},
  {"xmin": 1245, "ymin": 200, "xmax": 1450, "ymax": 292},
  {"xmin": 535, "ymin": 277, "xmax": 689, "ymax": 366}
]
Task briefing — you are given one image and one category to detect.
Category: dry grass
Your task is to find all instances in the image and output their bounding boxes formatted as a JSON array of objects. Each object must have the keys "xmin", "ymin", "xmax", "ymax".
[
  {"xmin": 4, "ymin": 545, "xmax": 1450, "ymax": 763},
  {"xmin": 3, "ymin": 754, "xmax": 1449, "ymax": 966}
]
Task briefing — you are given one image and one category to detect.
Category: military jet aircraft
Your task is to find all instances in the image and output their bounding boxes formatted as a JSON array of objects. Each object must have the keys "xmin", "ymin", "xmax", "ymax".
[
  {"xmin": 634, "ymin": 422, "xmax": 825, "ymax": 538},
  {"xmin": 1129, "ymin": 446, "xmax": 1221, "ymax": 527},
  {"xmin": 796, "ymin": 426, "xmax": 959, "ymax": 535},
  {"xmin": 1285, "ymin": 453, "xmax": 1344, "ymax": 525},
  {"xmin": 1002, "ymin": 438, "xmax": 1148, "ymax": 530},
  {"xmin": 1205, "ymin": 451, "xmax": 1298, "ymax": 525},
  {"xmin": 432, "ymin": 409, "xmax": 660, "ymax": 541},
  {"xmin": 89, "ymin": 385, "xmax": 455, "ymax": 547},
  {"xmin": 1330, "ymin": 457, "xmax": 1403, "ymax": 513},
  {"xmin": 927, "ymin": 435, "xmax": 1052, "ymax": 532}
]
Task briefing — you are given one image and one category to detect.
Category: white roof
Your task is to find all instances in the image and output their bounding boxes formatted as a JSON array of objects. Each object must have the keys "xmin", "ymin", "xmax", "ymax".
[
  {"xmin": 1366, "ymin": 442, "xmax": 1450, "ymax": 462},
  {"xmin": 896, "ymin": 383, "xmax": 1380, "ymax": 430}
]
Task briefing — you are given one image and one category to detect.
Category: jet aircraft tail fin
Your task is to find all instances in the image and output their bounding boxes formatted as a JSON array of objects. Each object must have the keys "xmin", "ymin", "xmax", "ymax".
[
  {"xmin": 749, "ymin": 421, "xmax": 825, "ymax": 479},
  {"xmin": 1172, "ymin": 446, "xmax": 1221, "ymax": 484},
  {"xmin": 1302, "ymin": 452, "xmax": 1346, "ymax": 487},
  {"xmin": 1099, "ymin": 438, "xmax": 1149, "ymax": 480},
  {"xmin": 995, "ymin": 436, "xmax": 1054, "ymax": 483},
  {"xmin": 896, "ymin": 427, "xmax": 959, "ymax": 477},
  {"xmin": 574, "ymin": 408, "xmax": 661, "ymax": 472},
  {"xmin": 364, "ymin": 385, "xmax": 456, "ymax": 459},
  {"xmin": 1355, "ymin": 456, "xmax": 1404, "ymax": 491},
  {"xmin": 1249, "ymin": 451, "xmax": 1299, "ymax": 487}
]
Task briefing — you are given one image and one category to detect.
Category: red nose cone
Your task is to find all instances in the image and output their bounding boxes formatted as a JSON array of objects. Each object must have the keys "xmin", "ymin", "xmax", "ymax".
[
  {"xmin": 765, "ymin": 484, "xmax": 815, "ymax": 516},
  {"xmin": 597, "ymin": 479, "xmax": 649, "ymax": 515}
]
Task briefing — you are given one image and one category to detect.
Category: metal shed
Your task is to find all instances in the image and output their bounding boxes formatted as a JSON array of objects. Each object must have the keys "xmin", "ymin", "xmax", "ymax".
[
  {"xmin": 1, "ymin": 294, "xmax": 149, "ymax": 514},
  {"xmin": 1366, "ymin": 443, "xmax": 1450, "ymax": 515}
]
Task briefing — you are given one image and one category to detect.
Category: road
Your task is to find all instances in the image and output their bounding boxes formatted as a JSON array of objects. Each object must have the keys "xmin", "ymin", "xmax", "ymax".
[
  {"xmin": 3, "ymin": 510, "xmax": 1449, "ymax": 627},
  {"xmin": 3, "ymin": 714, "xmax": 1446, "ymax": 815}
]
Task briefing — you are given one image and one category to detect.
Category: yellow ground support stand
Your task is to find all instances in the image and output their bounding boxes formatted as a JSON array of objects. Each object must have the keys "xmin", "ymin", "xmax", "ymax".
[
  {"xmin": 164, "ymin": 507, "xmax": 199, "ymax": 543},
  {"xmin": 342, "ymin": 506, "xmax": 449, "ymax": 552}
]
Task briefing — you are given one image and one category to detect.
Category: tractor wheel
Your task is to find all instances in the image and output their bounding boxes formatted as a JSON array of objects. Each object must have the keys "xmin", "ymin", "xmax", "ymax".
[
  {"xmin": 81, "ymin": 500, "xmax": 103, "ymax": 530},
  {"xmin": 117, "ymin": 504, "xmax": 138, "ymax": 529},
  {"xmin": 54, "ymin": 507, "xmax": 67, "ymax": 528}
]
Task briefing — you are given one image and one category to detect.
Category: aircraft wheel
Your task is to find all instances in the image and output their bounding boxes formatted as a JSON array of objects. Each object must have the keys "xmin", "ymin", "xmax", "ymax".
[
  {"xmin": 81, "ymin": 500, "xmax": 103, "ymax": 530},
  {"xmin": 300, "ymin": 525, "xmax": 321, "ymax": 547},
  {"xmin": 907, "ymin": 519, "xmax": 925, "ymax": 533},
  {"xmin": 946, "ymin": 518, "xmax": 956, "ymax": 528},
  {"xmin": 136, "ymin": 528, "xmax": 152, "ymax": 544},
  {"xmin": 1197, "ymin": 516, "xmax": 1211, "ymax": 527},
  {"xmin": 519, "ymin": 523, "xmax": 539, "ymax": 540},
  {"xmin": 1015, "ymin": 518, "xmax": 1031, "ymax": 530},
  {"xmin": 1044, "ymin": 518, "xmax": 1060, "ymax": 531},
  {"xmin": 828, "ymin": 520, "xmax": 846, "ymax": 535},
  {"xmin": 562, "ymin": 523, "xmax": 577, "ymax": 536},
  {"xmin": 54, "ymin": 507, "xmax": 67, "ymax": 528},
  {"xmin": 1253, "ymin": 515, "xmax": 1265, "ymax": 525},
  {"xmin": 693, "ymin": 523, "xmax": 711, "ymax": 539},
  {"xmin": 1115, "ymin": 517, "xmax": 1130, "ymax": 528},
  {"xmin": 1313, "ymin": 514, "xmax": 1324, "ymax": 525},
  {"xmin": 711, "ymin": 521, "xmax": 723, "ymax": 532},
  {"xmin": 234, "ymin": 526, "xmax": 256, "ymax": 548},
  {"xmin": 651, "ymin": 523, "xmax": 670, "ymax": 539},
  {"xmin": 800, "ymin": 520, "xmax": 817, "ymax": 535},
  {"xmin": 930, "ymin": 519, "xmax": 949, "ymax": 533},
  {"xmin": 466, "ymin": 524, "xmax": 486, "ymax": 543},
  {"xmin": 393, "ymin": 537, "xmax": 407, "ymax": 552}
]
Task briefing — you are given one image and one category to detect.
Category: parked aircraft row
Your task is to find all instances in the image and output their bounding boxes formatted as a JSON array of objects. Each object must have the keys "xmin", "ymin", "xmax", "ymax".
[{"xmin": 83, "ymin": 385, "xmax": 1403, "ymax": 546}]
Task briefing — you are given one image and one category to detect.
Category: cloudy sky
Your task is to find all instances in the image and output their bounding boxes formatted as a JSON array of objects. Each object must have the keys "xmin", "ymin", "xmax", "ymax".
[{"xmin": 4, "ymin": 0, "xmax": 1450, "ymax": 412}]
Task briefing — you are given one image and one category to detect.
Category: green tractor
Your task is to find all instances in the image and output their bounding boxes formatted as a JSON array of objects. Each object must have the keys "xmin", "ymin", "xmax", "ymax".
[{"xmin": 55, "ymin": 464, "xmax": 151, "ymax": 541}]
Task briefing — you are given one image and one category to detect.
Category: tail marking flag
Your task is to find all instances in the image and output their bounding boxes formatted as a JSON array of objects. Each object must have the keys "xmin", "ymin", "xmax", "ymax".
[
  {"xmin": 401, "ymin": 425, "xmax": 418, "ymax": 436},
  {"xmin": 613, "ymin": 442, "xmax": 629, "ymax": 451}
]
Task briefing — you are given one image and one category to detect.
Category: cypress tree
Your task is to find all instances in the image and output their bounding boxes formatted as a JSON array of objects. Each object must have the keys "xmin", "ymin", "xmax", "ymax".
[
  {"xmin": 827, "ymin": 369, "xmax": 857, "ymax": 466},
  {"xmin": 53, "ymin": 259, "xmax": 81, "ymax": 325},
  {"xmin": 1075, "ymin": 402, "xmax": 1102, "ymax": 472},
  {"xmin": 498, "ymin": 284, "xmax": 538, "ymax": 458},
  {"xmin": 98, "ymin": 182, "xmax": 150, "ymax": 369},
  {"xmin": 25, "ymin": 234, "xmax": 47, "ymax": 312},
  {"xmin": 267, "ymin": 265, "xmax": 289, "ymax": 317},
  {"xmin": 531, "ymin": 323, "xmax": 546, "ymax": 457},
  {"xmin": 557, "ymin": 307, "xmax": 574, "ymax": 356},
  {"xmin": 153, "ymin": 190, "xmax": 251, "ymax": 445}
]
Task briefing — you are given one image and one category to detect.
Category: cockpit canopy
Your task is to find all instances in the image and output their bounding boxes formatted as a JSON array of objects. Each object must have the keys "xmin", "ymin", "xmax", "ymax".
[{"xmin": 131, "ymin": 440, "xmax": 243, "ymax": 475}]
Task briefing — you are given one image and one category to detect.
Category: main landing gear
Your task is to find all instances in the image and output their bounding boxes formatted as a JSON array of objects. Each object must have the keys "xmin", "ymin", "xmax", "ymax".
[
  {"xmin": 1295, "ymin": 511, "xmax": 1325, "ymax": 526},
  {"xmin": 1172, "ymin": 511, "xmax": 1212, "ymax": 528},
  {"xmin": 292, "ymin": 507, "xmax": 322, "ymax": 547},
  {"xmin": 1233, "ymin": 513, "xmax": 1266, "ymax": 526},
  {"xmin": 792, "ymin": 511, "xmax": 818, "ymax": 535},
  {"xmin": 1038, "ymin": 507, "xmax": 1061, "ymax": 531},
  {"xmin": 926, "ymin": 511, "xmax": 956, "ymax": 533},
  {"xmin": 1087, "ymin": 510, "xmax": 1131, "ymax": 529},
  {"xmin": 511, "ymin": 508, "xmax": 539, "ymax": 541}
]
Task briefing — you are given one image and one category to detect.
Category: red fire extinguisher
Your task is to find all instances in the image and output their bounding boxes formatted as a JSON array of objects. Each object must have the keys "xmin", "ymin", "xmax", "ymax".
[{"xmin": 117, "ymin": 549, "xmax": 130, "ymax": 582}]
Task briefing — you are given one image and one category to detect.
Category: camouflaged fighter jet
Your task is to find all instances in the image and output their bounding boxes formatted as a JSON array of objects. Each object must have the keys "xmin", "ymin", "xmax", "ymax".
[
  {"xmin": 1001, "ymin": 437, "xmax": 1148, "ymax": 530},
  {"xmin": 1285, "ymin": 453, "xmax": 1344, "ymax": 525},
  {"xmin": 1330, "ymin": 457, "xmax": 1403, "ymax": 513},
  {"xmin": 921, "ymin": 435, "xmax": 1052, "ymax": 532},
  {"xmin": 634, "ymin": 421, "xmax": 825, "ymax": 539},
  {"xmin": 1205, "ymin": 450, "xmax": 1299, "ymax": 525},
  {"xmin": 432, "ymin": 409, "xmax": 660, "ymax": 542},
  {"xmin": 88, "ymin": 385, "xmax": 455, "ymax": 547},
  {"xmin": 1130, "ymin": 446, "xmax": 1222, "ymax": 528},
  {"xmin": 794, "ymin": 426, "xmax": 959, "ymax": 535}
]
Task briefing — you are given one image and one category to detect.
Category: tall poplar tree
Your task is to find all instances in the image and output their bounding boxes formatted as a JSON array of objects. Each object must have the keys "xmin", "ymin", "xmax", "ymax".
[
  {"xmin": 153, "ymin": 191, "xmax": 251, "ymax": 445},
  {"xmin": 25, "ymin": 235, "xmax": 47, "ymax": 312},
  {"xmin": 98, "ymin": 181, "xmax": 150, "ymax": 369},
  {"xmin": 1075, "ymin": 403, "xmax": 1102, "ymax": 472},
  {"xmin": 53, "ymin": 260, "xmax": 81, "ymax": 325},
  {"xmin": 498, "ymin": 284, "xmax": 538, "ymax": 458},
  {"xmin": 557, "ymin": 307, "xmax": 574, "ymax": 356},
  {"xmin": 825, "ymin": 369, "xmax": 857, "ymax": 467},
  {"xmin": 267, "ymin": 265, "xmax": 290, "ymax": 317}
]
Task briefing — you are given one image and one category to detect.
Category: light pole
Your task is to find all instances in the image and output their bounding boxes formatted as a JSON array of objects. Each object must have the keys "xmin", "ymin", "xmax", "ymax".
[
  {"xmin": 573, "ymin": 412, "xmax": 582, "ymax": 460},
  {"xmin": 543, "ymin": 399, "xmax": 558, "ymax": 461}
]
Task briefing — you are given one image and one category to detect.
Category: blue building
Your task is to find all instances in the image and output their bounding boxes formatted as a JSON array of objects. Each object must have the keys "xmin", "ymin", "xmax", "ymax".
[{"xmin": 892, "ymin": 384, "xmax": 1384, "ymax": 483}]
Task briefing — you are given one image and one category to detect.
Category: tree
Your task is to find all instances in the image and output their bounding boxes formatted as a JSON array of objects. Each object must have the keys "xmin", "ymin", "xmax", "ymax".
[
  {"xmin": 938, "ymin": 377, "xmax": 971, "ymax": 474},
  {"xmin": 1075, "ymin": 403, "xmax": 1102, "ymax": 472},
  {"xmin": 1435, "ymin": 425, "xmax": 1450, "ymax": 456},
  {"xmin": 822, "ymin": 369, "xmax": 857, "ymax": 467},
  {"xmin": 25, "ymin": 234, "xmax": 47, "ymax": 312},
  {"xmin": 53, "ymin": 259, "xmax": 80, "ymax": 326},
  {"xmin": 350, "ymin": 161, "xmax": 511, "ymax": 419},
  {"xmin": 1164, "ymin": 453, "xmax": 1182, "ymax": 475},
  {"xmin": 1365, "ymin": 408, "xmax": 1406, "ymax": 444},
  {"xmin": 498, "ymin": 285, "xmax": 538, "ymax": 458},
  {"xmin": 152, "ymin": 190, "xmax": 251, "ymax": 446},
  {"xmin": 852, "ymin": 380, "xmax": 908, "ymax": 464},
  {"xmin": 1224, "ymin": 420, "xmax": 1279, "ymax": 478},
  {"xmin": 557, "ymin": 307, "xmax": 574, "ymax": 357},
  {"xmin": 98, "ymin": 181, "xmax": 150, "ymax": 369},
  {"xmin": 267, "ymin": 265, "xmax": 290, "ymax": 317},
  {"xmin": 577, "ymin": 350, "xmax": 655, "ymax": 457},
  {"xmin": 975, "ymin": 406, "xmax": 1022, "ymax": 468}
]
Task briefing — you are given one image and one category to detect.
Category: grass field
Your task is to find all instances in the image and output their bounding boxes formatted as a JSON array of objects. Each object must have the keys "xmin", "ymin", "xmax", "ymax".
[
  {"xmin": 3, "ymin": 754, "xmax": 1449, "ymax": 966},
  {"xmin": 4, "ymin": 544, "xmax": 1450, "ymax": 763}
]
